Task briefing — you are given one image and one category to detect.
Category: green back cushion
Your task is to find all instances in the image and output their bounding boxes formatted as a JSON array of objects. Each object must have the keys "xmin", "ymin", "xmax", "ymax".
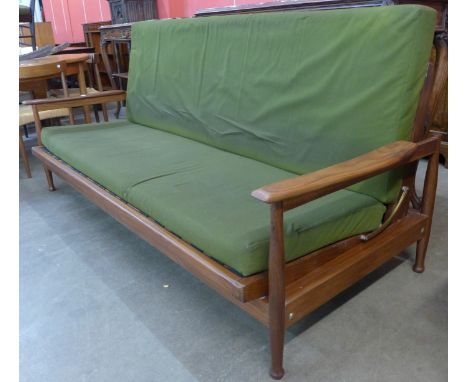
[{"xmin": 126, "ymin": 5, "xmax": 435, "ymax": 203}]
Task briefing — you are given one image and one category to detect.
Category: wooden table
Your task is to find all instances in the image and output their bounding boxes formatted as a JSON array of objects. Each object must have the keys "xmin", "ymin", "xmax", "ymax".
[
  {"xmin": 20, "ymin": 53, "xmax": 91, "ymax": 99},
  {"xmin": 19, "ymin": 53, "xmax": 95, "ymax": 123},
  {"xmin": 83, "ymin": 21, "xmax": 113, "ymax": 89},
  {"xmin": 99, "ymin": 23, "xmax": 132, "ymax": 90}
]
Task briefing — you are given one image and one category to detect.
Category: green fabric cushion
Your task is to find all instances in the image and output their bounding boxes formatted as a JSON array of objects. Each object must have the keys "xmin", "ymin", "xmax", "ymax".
[
  {"xmin": 126, "ymin": 5, "xmax": 435, "ymax": 204},
  {"xmin": 42, "ymin": 122, "xmax": 385, "ymax": 276}
]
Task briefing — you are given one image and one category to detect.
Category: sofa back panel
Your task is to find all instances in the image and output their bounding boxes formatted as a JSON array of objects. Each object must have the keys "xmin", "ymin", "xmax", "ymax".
[{"xmin": 126, "ymin": 5, "xmax": 435, "ymax": 203}]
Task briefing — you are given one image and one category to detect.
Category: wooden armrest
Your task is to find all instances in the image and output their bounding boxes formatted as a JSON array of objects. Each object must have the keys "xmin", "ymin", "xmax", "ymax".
[
  {"xmin": 22, "ymin": 90, "xmax": 126, "ymax": 112},
  {"xmin": 252, "ymin": 137, "xmax": 440, "ymax": 208}
]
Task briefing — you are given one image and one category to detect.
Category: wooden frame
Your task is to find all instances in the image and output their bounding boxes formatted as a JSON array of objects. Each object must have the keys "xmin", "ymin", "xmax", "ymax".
[{"xmin": 29, "ymin": 61, "xmax": 439, "ymax": 379}]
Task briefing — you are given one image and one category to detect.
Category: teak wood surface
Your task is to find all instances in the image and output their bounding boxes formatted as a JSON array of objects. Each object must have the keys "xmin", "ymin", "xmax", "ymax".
[
  {"xmin": 19, "ymin": 54, "xmax": 90, "ymax": 86},
  {"xmin": 31, "ymin": 61, "xmax": 440, "ymax": 379}
]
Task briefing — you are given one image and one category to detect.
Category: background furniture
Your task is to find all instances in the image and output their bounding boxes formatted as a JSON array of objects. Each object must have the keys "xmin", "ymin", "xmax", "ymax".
[
  {"xmin": 20, "ymin": 22, "xmax": 55, "ymax": 50},
  {"xmin": 20, "ymin": 53, "xmax": 91, "ymax": 99},
  {"xmin": 83, "ymin": 21, "xmax": 114, "ymax": 89},
  {"xmin": 99, "ymin": 23, "xmax": 132, "ymax": 91},
  {"xmin": 33, "ymin": 22, "xmax": 55, "ymax": 47},
  {"xmin": 19, "ymin": 53, "xmax": 109, "ymax": 124},
  {"xmin": 107, "ymin": 0, "xmax": 157, "ymax": 24},
  {"xmin": 94, "ymin": 2, "xmax": 159, "ymax": 92},
  {"xmin": 48, "ymin": 54, "xmax": 110, "ymax": 123},
  {"xmin": 52, "ymin": 46, "xmax": 95, "ymax": 55},
  {"xmin": 19, "ymin": 1, "xmax": 37, "ymax": 50},
  {"xmin": 19, "ymin": 61, "xmax": 72, "ymax": 178}
]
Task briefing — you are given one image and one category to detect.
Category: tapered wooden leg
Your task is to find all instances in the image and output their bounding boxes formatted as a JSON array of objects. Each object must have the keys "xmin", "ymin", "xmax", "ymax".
[
  {"xmin": 413, "ymin": 145, "xmax": 439, "ymax": 273},
  {"xmin": 115, "ymin": 101, "xmax": 121, "ymax": 119},
  {"xmin": 19, "ymin": 129, "xmax": 32, "ymax": 178},
  {"xmin": 43, "ymin": 166, "xmax": 56, "ymax": 191},
  {"xmin": 269, "ymin": 202, "xmax": 285, "ymax": 379},
  {"xmin": 102, "ymin": 104, "xmax": 109, "ymax": 122},
  {"xmin": 93, "ymin": 105, "xmax": 100, "ymax": 122}
]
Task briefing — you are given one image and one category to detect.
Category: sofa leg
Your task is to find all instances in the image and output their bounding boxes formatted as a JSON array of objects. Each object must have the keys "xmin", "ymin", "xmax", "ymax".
[
  {"xmin": 413, "ymin": 145, "xmax": 439, "ymax": 273},
  {"xmin": 269, "ymin": 321, "xmax": 285, "ymax": 380},
  {"xmin": 44, "ymin": 166, "xmax": 56, "ymax": 191},
  {"xmin": 269, "ymin": 203, "xmax": 285, "ymax": 380},
  {"xmin": 19, "ymin": 129, "xmax": 32, "ymax": 178},
  {"xmin": 414, "ymin": 236, "xmax": 429, "ymax": 273}
]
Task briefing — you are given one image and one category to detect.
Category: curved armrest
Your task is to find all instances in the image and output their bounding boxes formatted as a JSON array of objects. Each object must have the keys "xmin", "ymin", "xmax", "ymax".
[
  {"xmin": 252, "ymin": 137, "xmax": 439, "ymax": 209},
  {"xmin": 22, "ymin": 90, "xmax": 126, "ymax": 112}
]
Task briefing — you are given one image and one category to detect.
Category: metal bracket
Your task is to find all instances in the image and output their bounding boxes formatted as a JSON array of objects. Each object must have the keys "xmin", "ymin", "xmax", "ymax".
[{"xmin": 360, "ymin": 186, "xmax": 410, "ymax": 242}]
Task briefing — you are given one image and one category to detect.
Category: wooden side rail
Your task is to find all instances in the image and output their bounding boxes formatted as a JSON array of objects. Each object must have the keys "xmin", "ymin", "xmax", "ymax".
[{"xmin": 31, "ymin": 146, "xmax": 252, "ymax": 302}]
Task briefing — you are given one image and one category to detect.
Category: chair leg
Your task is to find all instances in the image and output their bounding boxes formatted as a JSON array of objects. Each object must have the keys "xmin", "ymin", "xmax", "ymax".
[
  {"xmin": 43, "ymin": 166, "xmax": 56, "ymax": 191},
  {"xmin": 19, "ymin": 130, "xmax": 32, "ymax": 178},
  {"xmin": 102, "ymin": 103, "xmax": 109, "ymax": 122},
  {"xmin": 93, "ymin": 105, "xmax": 100, "ymax": 122},
  {"xmin": 413, "ymin": 145, "xmax": 439, "ymax": 273},
  {"xmin": 269, "ymin": 203, "xmax": 286, "ymax": 380},
  {"xmin": 115, "ymin": 101, "xmax": 121, "ymax": 119}
]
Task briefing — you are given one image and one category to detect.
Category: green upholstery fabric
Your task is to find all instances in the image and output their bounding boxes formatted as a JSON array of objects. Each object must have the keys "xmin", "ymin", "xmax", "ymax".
[
  {"xmin": 127, "ymin": 5, "xmax": 435, "ymax": 204},
  {"xmin": 42, "ymin": 122, "xmax": 386, "ymax": 276}
]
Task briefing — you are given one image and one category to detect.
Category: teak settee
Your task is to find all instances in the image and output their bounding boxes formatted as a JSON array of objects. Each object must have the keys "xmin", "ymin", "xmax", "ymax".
[{"xmin": 27, "ymin": 5, "xmax": 439, "ymax": 379}]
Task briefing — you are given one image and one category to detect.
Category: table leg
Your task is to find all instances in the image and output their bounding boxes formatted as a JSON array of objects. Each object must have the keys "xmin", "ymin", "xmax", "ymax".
[
  {"xmin": 100, "ymin": 40, "xmax": 121, "ymax": 118},
  {"xmin": 78, "ymin": 62, "xmax": 92, "ymax": 124},
  {"xmin": 100, "ymin": 40, "xmax": 117, "ymax": 90}
]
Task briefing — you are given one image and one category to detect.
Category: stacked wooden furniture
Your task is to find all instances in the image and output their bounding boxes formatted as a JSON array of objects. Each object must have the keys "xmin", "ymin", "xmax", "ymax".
[
  {"xmin": 19, "ymin": 2, "xmax": 37, "ymax": 50},
  {"xmin": 19, "ymin": 61, "xmax": 71, "ymax": 178},
  {"xmin": 98, "ymin": 0, "xmax": 158, "ymax": 91},
  {"xmin": 28, "ymin": 6, "xmax": 439, "ymax": 379},
  {"xmin": 107, "ymin": 0, "xmax": 157, "ymax": 24},
  {"xmin": 83, "ymin": 21, "xmax": 114, "ymax": 89},
  {"xmin": 99, "ymin": 23, "xmax": 132, "ymax": 91}
]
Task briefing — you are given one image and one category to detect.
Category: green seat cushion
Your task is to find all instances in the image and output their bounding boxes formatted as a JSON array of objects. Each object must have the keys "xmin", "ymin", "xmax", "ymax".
[
  {"xmin": 42, "ymin": 122, "xmax": 385, "ymax": 276},
  {"xmin": 127, "ymin": 5, "xmax": 436, "ymax": 204}
]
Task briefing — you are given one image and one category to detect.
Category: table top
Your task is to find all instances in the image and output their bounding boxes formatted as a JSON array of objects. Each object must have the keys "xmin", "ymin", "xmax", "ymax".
[
  {"xmin": 19, "ymin": 53, "xmax": 90, "ymax": 82},
  {"xmin": 20, "ymin": 53, "xmax": 90, "ymax": 69}
]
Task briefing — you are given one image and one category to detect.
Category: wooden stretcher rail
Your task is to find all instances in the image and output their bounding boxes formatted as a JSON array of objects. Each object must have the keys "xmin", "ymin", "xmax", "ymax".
[{"xmin": 32, "ymin": 146, "xmax": 250, "ymax": 302}]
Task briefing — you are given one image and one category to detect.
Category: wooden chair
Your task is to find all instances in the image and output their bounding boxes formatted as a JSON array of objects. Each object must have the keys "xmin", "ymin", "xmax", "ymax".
[
  {"xmin": 47, "ymin": 54, "xmax": 109, "ymax": 123},
  {"xmin": 19, "ymin": 61, "xmax": 71, "ymax": 178}
]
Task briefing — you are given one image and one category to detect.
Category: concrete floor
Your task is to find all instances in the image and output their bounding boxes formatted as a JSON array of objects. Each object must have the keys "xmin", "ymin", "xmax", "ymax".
[{"xmin": 19, "ymin": 116, "xmax": 447, "ymax": 382}]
